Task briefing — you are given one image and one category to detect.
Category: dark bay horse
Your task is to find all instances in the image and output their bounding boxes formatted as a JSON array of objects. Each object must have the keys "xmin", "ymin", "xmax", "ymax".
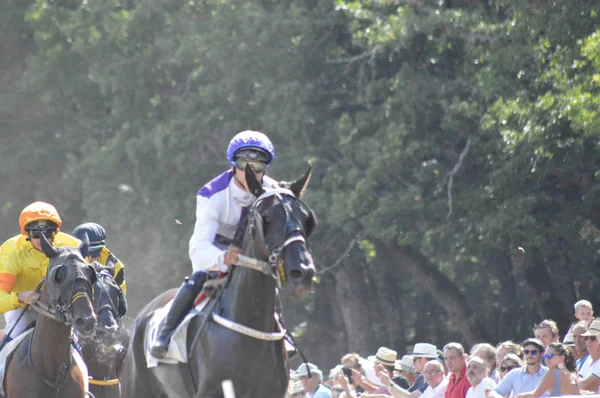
[
  {"xmin": 78, "ymin": 265, "xmax": 128, "ymax": 398},
  {"xmin": 4, "ymin": 234, "xmax": 98, "ymax": 398},
  {"xmin": 122, "ymin": 166, "xmax": 316, "ymax": 398}
]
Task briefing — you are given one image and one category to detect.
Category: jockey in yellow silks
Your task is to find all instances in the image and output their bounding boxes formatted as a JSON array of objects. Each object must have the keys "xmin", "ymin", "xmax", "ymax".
[{"xmin": 0, "ymin": 202, "xmax": 81, "ymax": 339}]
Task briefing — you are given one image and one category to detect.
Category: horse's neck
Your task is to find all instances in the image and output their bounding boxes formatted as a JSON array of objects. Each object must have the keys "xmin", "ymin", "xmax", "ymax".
[
  {"xmin": 223, "ymin": 266, "xmax": 277, "ymax": 330},
  {"xmin": 31, "ymin": 294, "xmax": 72, "ymax": 372}
]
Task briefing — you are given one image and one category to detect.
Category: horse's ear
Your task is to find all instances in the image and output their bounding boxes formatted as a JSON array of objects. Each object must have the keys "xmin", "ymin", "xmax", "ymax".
[
  {"xmin": 289, "ymin": 167, "xmax": 312, "ymax": 198},
  {"xmin": 245, "ymin": 164, "xmax": 266, "ymax": 198},
  {"xmin": 40, "ymin": 233, "xmax": 59, "ymax": 258},
  {"xmin": 78, "ymin": 233, "xmax": 89, "ymax": 259}
]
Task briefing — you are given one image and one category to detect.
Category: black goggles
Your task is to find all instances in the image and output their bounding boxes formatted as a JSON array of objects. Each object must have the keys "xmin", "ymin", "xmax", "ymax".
[
  {"xmin": 27, "ymin": 229, "xmax": 56, "ymax": 239},
  {"xmin": 233, "ymin": 160, "xmax": 268, "ymax": 174}
]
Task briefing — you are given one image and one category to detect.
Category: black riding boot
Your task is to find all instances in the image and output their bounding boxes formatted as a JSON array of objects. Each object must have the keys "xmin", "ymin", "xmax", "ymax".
[{"xmin": 150, "ymin": 272, "xmax": 207, "ymax": 358}]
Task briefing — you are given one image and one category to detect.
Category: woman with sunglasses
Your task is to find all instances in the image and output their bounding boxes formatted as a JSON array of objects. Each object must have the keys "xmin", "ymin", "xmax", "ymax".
[
  {"xmin": 150, "ymin": 130, "xmax": 277, "ymax": 358},
  {"xmin": 498, "ymin": 354, "xmax": 524, "ymax": 381},
  {"xmin": 514, "ymin": 343, "xmax": 579, "ymax": 398},
  {"xmin": 0, "ymin": 201, "xmax": 81, "ymax": 341}
]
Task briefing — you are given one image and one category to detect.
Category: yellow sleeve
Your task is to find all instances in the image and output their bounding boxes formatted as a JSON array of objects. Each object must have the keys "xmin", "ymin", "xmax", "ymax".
[
  {"xmin": 0, "ymin": 239, "xmax": 24, "ymax": 313},
  {"xmin": 114, "ymin": 258, "xmax": 127, "ymax": 296}
]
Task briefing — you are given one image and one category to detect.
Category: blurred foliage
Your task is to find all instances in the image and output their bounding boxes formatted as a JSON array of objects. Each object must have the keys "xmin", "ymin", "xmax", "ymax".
[{"xmin": 1, "ymin": 0, "xmax": 600, "ymax": 371}]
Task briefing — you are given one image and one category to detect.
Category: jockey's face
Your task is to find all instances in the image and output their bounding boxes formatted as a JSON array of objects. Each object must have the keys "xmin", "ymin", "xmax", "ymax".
[
  {"xmin": 233, "ymin": 162, "xmax": 265, "ymax": 191},
  {"xmin": 27, "ymin": 229, "xmax": 56, "ymax": 251}
]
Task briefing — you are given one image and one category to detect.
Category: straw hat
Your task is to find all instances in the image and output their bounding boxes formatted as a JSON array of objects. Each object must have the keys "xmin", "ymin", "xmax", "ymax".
[
  {"xmin": 367, "ymin": 347, "xmax": 397, "ymax": 367},
  {"xmin": 395, "ymin": 355, "xmax": 417, "ymax": 373}
]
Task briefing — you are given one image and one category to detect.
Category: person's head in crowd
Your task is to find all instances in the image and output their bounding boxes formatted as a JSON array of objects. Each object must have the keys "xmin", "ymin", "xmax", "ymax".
[
  {"xmin": 443, "ymin": 342, "xmax": 467, "ymax": 375},
  {"xmin": 423, "ymin": 360, "xmax": 446, "ymax": 388},
  {"xmin": 296, "ymin": 363, "xmax": 324, "ymax": 394},
  {"xmin": 498, "ymin": 353, "xmax": 523, "ymax": 380},
  {"xmin": 326, "ymin": 365, "xmax": 343, "ymax": 389},
  {"xmin": 286, "ymin": 379, "xmax": 305, "ymax": 398},
  {"xmin": 341, "ymin": 352, "xmax": 362, "ymax": 370},
  {"xmin": 534, "ymin": 319, "xmax": 559, "ymax": 347},
  {"xmin": 521, "ymin": 338, "xmax": 545, "ymax": 368},
  {"xmin": 572, "ymin": 320, "xmax": 589, "ymax": 357},
  {"xmin": 466, "ymin": 356, "xmax": 488, "ymax": 387},
  {"xmin": 574, "ymin": 300, "xmax": 594, "ymax": 324},
  {"xmin": 368, "ymin": 347, "xmax": 397, "ymax": 379},
  {"xmin": 495, "ymin": 341, "xmax": 523, "ymax": 367},
  {"xmin": 412, "ymin": 343, "xmax": 439, "ymax": 373},
  {"xmin": 562, "ymin": 333, "xmax": 576, "ymax": 356},
  {"xmin": 544, "ymin": 342, "xmax": 577, "ymax": 373},
  {"xmin": 395, "ymin": 355, "xmax": 418, "ymax": 385},
  {"xmin": 437, "ymin": 349, "xmax": 448, "ymax": 373},
  {"xmin": 582, "ymin": 319, "xmax": 600, "ymax": 359},
  {"xmin": 471, "ymin": 343, "xmax": 497, "ymax": 376}
]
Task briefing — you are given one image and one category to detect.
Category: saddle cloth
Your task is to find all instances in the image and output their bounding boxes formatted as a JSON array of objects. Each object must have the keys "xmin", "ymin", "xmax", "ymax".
[
  {"xmin": 145, "ymin": 296, "xmax": 210, "ymax": 368},
  {"xmin": 0, "ymin": 329, "xmax": 88, "ymax": 396}
]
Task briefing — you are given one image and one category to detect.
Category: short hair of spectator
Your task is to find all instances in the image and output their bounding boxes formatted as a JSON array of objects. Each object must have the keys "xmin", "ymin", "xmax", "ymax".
[
  {"xmin": 471, "ymin": 343, "xmax": 496, "ymax": 362},
  {"xmin": 443, "ymin": 342, "xmax": 465, "ymax": 356},
  {"xmin": 341, "ymin": 352, "xmax": 361, "ymax": 368},
  {"xmin": 574, "ymin": 300, "xmax": 593, "ymax": 312},
  {"xmin": 496, "ymin": 341, "xmax": 523, "ymax": 359},
  {"xmin": 573, "ymin": 320, "xmax": 589, "ymax": 331},
  {"xmin": 534, "ymin": 319, "xmax": 559, "ymax": 337},
  {"xmin": 467, "ymin": 356, "xmax": 488, "ymax": 369}
]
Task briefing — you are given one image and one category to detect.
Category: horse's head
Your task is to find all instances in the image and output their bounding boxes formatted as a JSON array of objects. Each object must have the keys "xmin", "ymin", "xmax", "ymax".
[
  {"xmin": 244, "ymin": 166, "xmax": 316, "ymax": 298},
  {"xmin": 40, "ymin": 234, "xmax": 97, "ymax": 337},
  {"xmin": 90, "ymin": 264, "xmax": 127, "ymax": 338}
]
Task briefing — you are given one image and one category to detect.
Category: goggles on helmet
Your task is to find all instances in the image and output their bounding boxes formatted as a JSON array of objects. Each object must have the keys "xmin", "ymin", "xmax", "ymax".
[{"xmin": 233, "ymin": 160, "xmax": 268, "ymax": 174}]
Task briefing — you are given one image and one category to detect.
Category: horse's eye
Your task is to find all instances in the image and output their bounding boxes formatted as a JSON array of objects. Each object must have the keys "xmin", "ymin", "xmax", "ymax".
[{"xmin": 263, "ymin": 216, "xmax": 271, "ymax": 225}]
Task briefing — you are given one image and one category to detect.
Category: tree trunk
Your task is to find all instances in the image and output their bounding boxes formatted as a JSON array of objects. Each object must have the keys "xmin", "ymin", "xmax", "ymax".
[
  {"xmin": 375, "ymin": 241, "xmax": 489, "ymax": 347},
  {"xmin": 333, "ymin": 246, "xmax": 387, "ymax": 356}
]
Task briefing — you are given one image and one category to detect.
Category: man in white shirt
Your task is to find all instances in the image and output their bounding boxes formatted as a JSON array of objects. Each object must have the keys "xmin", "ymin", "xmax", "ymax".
[
  {"xmin": 466, "ymin": 357, "xmax": 497, "ymax": 398},
  {"xmin": 578, "ymin": 319, "xmax": 600, "ymax": 392},
  {"xmin": 420, "ymin": 361, "xmax": 448, "ymax": 398}
]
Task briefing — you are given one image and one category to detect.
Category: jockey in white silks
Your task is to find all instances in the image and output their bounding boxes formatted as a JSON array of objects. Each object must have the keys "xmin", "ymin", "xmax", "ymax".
[{"xmin": 150, "ymin": 130, "xmax": 278, "ymax": 358}]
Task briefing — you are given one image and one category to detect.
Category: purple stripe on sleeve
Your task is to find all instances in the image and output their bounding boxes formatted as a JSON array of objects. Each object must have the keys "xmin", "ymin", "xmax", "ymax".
[{"xmin": 198, "ymin": 170, "xmax": 234, "ymax": 198}]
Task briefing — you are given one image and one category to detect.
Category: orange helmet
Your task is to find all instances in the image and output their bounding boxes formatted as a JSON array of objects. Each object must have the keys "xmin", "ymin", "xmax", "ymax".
[{"xmin": 19, "ymin": 201, "xmax": 62, "ymax": 235}]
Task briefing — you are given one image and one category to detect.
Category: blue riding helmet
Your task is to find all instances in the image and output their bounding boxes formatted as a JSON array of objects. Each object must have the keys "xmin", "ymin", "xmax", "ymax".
[
  {"xmin": 73, "ymin": 222, "xmax": 106, "ymax": 257},
  {"xmin": 226, "ymin": 130, "xmax": 275, "ymax": 167}
]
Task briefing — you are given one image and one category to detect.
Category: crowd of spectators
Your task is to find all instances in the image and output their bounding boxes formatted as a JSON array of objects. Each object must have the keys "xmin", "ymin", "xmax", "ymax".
[{"xmin": 286, "ymin": 300, "xmax": 599, "ymax": 398}]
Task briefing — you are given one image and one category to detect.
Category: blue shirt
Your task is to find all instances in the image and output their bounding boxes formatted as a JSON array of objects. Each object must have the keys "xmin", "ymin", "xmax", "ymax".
[
  {"xmin": 494, "ymin": 366, "xmax": 548, "ymax": 398},
  {"xmin": 410, "ymin": 373, "xmax": 429, "ymax": 393}
]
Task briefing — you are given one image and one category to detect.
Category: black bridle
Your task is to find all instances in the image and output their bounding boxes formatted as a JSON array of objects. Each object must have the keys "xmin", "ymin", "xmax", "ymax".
[{"xmin": 243, "ymin": 188, "xmax": 315, "ymax": 284}]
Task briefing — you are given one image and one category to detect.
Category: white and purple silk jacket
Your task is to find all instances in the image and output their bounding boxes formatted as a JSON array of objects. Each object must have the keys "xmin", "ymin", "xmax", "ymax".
[{"xmin": 188, "ymin": 170, "xmax": 277, "ymax": 273}]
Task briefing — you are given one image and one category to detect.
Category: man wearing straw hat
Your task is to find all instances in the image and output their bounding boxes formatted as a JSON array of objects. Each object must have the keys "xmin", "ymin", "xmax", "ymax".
[
  {"xmin": 395, "ymin": 355, "xmax": 418, "ymax": 387},
  {"xmin": 577, "ymin": 319, "xmax": 600, "ymax": 391}
]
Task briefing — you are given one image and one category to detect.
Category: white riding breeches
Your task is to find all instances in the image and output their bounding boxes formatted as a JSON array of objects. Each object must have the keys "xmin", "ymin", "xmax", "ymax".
[{"xmin": 4, "ymin": 307, "xmax": 37, "ymax": 340}]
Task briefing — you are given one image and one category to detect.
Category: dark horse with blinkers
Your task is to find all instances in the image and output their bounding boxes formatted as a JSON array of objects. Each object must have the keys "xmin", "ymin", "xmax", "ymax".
[
  {"xmin": 78, "ymin": 264, "xmax": 129, "ymax": 398},
  {"xmin": 121, "ymin": 166, "xmax": 316, "ymax": 398},
  {"xmin": 4, "ymin": 234, "xmax": 98, "ymax": 398}
]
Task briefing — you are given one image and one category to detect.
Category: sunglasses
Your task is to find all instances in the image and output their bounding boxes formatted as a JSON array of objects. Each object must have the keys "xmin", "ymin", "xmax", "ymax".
[
  {"xmin": 27, "ymin": 229, "xmax": 56, "ymax": 239},
  {"xmin": 233, "ymin": 160, "xmax": 267, "ymax": 174},
  {"xmin": 543, "ymin": 353, "xmax": 556, "ymax": 360},
  {"xmin": 500, "ymin": 365, "xmax": 518, "ymax": 372},
  {"xmin": 584, "ymin": 336, "xmax": 598, "ymax": 342},
  {"xmin": 523, "ymin": 349, "xmax": 539, "ymax": 355}
]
